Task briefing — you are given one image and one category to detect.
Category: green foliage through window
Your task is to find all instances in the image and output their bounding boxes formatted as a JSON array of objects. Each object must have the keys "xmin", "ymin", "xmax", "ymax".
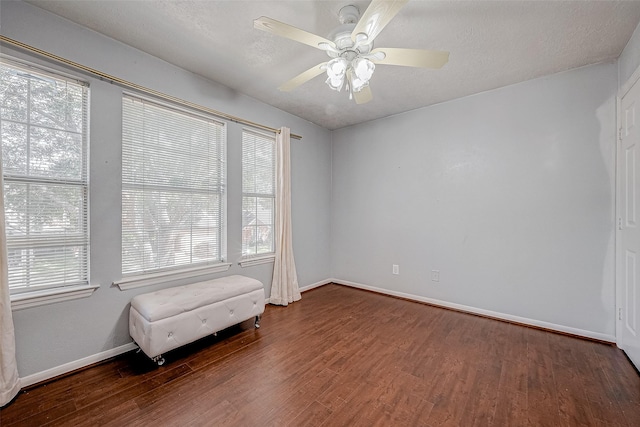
[
  {"xmin": 242, "ymin": 130, "xmax": 275, "ymax": 257},
  {"xmin": 0, "ymin": 59, "xmax": 89, "ymax": 293},
  {"xmin": 121, "ymin": 95, "xmax": 226, "ymax": 275}
]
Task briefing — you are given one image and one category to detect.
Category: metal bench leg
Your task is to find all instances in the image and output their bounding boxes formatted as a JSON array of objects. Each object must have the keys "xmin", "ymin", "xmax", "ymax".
[{"xmin": 254, "ymin": 315, "xmax": 261, "ymax": 329}]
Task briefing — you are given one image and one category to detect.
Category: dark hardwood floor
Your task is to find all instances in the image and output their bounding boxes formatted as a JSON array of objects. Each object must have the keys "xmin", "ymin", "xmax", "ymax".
[{"xmin": 2, "ymin": 284, "xmax": 640, "ymax": 426}]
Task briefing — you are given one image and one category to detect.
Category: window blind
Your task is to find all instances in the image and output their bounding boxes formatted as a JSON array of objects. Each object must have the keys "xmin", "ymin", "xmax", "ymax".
[
  {"xmin": 0, "ymin": 59, "xmax": 89, "ymax": 294},
  {"xmin": 122, "ymin": 94, "xmax": 226, "ymax": 275},
  {"xmin": 242, "ymin": 129, "xmax": 275, "ymax": 258}
]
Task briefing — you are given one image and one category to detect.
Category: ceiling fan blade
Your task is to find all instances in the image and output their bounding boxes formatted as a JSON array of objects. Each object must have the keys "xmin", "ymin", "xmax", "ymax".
[
  {"xmin": 254, "ymin": 16, "xmax": 336, "ymax": 50},
  {"xmin": 353, "ymin": 85, "xmax": 373, "ymax": 104},
  {"xmin": 278, "ymin": 62, "xmax": 327, "ymax": 92},
  {"xmin": 370, "ymin": 48, "xmax": 449, "ymax": 68},
  {"xmin": 351, "ymin": 0, "xmax": 409, "ymax": 43}
]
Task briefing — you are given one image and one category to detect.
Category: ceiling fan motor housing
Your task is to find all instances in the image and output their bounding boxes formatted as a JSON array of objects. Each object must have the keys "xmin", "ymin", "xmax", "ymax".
[
  {"xmin": 338, "ymin": 5, "xmax": 360, "ymax": 24},
  {"xmin": 326, "ymin": 5, "xmax": 373, "ymax": 58}
]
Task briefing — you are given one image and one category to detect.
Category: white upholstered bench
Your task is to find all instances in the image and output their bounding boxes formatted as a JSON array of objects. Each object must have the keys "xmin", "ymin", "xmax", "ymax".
[{"xmin": 129, "ymin": 275, "xmax": 265, "ymax": 365}]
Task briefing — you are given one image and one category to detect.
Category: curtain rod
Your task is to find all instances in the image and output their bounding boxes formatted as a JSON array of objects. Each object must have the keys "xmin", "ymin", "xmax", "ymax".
[{"xmin": 0, "ymin": 35, "xmax": 302, "ymax": 140}]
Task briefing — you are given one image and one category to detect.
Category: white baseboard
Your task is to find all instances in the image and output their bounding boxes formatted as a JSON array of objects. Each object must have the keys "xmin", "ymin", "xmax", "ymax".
[
  {"xmin": 266, "ymin": 279, "xmax": 333, "ymax": 304},
  {"xmin": 332, "ymin": 278, "xmax": 616, "ymax": 343},
  {"xmin": 19, "ymin": 277, "xmax": 615, "ymax": 388},
  {"xmin": 299, "ymin": 278, "xmax": 333, "ymax": 293},
  {"xmin": 20, "ymin": 342, "xmax": 138, "ymax": 388},
  {"xmin": 21, "ymin": 280, "xmax": 331, "ymax": 386}
]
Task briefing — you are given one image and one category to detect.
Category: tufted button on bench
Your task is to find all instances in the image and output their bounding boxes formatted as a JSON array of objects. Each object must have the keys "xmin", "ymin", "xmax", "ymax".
[{"xmin": 129, "ymin": 275, "xmax": 265, "ymax": 365}]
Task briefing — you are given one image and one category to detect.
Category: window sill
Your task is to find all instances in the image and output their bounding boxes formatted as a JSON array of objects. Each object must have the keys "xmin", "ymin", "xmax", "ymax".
[
  {"xmin": 239, "ymin": 255, "xmax": 275, "ymax": 268},
  {"xmin": 114, "ymin": 263, "xmax": 232, "ymax": 291},
  {"xmin": 11, "ymin": 284, "xmax": 99, "ymax": 311}
]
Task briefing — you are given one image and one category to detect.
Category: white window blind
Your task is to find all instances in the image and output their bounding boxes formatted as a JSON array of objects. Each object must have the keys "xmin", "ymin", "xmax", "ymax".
[
  {"xmin": 242, "ymin": 129, "xmax": 275, "ymax": 258},
  {"xmin": 122, "ymin": 94, "xmax": 226, "ymax": 275},
  {"xmin": 0, "ymin": 59, "xmax": 89, "ymax": 294}
]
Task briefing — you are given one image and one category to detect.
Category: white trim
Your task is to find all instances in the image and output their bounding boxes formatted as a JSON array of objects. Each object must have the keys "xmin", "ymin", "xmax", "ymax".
[
  {"xmin": 265, "ymin": 278, "xmax": 332, "ymax": 303},
  {"xmin": 123, "ymin": 91, "xmax": 226, "ymax": 126},
  {"xmin": 616, "ymin": 89, "xmax": 623, "ymax": 347},
  {"xmin": 20, "ymin": 342, "xmax": 137, "ymax": 388},
  {"xmin": 16, "ymin": 278, "xmax": 327, "ymax": 385},
  {"xmin": 11, "ymin": 284, "xmax": 99, "ymax": 311},
  {"xmin": 332, "ymin": 278, "xmax": 616, "ymax": 343},
  {"xmin": 15, "ymin": 276, "xmax": 616, "ymax": 389},
  {"xmin": 115, "ymin": 263, "xmax": 232, "ymax": 290},
  {"xmin": 299, "ymin": 278, "xmax": 332, "ymax": 293},
  {"xmin": 619, "ymin": 62, "xmax": 640, "ymax": 98},
  {"xmin": 239, "ymin": 255, "xmax": 275, "ymax": 268},
  {"xmin": 0, "ymin": 54, "xmax": 89, "ymax": 87},
  {"xmin": 615, "ymin": 61, "xmax": 640, "ymax": 348},
  {"xmin": 242, "ymin": 126, "xmax": 277, "ymax": 138}
]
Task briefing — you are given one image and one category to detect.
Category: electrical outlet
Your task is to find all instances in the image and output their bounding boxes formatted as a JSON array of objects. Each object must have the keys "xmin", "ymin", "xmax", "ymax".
[
  {"xmin": 392, "ymin": 264, "xmax": 399, "ymax": 275},
  {"xmin": 431, "ymin": 270, "xmax": 440, "ymax": 282}
]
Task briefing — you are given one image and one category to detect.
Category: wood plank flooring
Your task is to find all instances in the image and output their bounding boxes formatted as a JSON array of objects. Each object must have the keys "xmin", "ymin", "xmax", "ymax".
[{"xmin": 2, "ymin": 284, "xmax": 640, "ymax": 426}]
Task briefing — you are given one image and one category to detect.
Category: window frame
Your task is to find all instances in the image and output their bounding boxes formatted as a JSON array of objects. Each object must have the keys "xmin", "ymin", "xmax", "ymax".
[
  {"xmin": 0, "ymin": 56, "xmax": 96, "ymax": 309},
  {"xmin": 241, "ymin": 128, "xmax": 276, "ymax": 264},
  {"xmin": 116, "ymin": 93, "xmax": 229, "ymax": 289}
]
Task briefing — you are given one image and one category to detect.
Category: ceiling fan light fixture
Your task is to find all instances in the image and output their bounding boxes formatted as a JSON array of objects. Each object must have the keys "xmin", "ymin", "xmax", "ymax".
[
  {"xmin": 326, "ymin": 75, "xmax": 345, "ymax": 91},
  {"xmin": 326, "ymin": 57, "xmax": 348, "ymax": 91},
  {"xmin": 351, "ymin": 77, "xmax": 369, "ymax": 93},
  {"xmin": 351, "ymin": 70, "xmax": 371, "ymax": 92},
  {"xmin": 255, "ymin": 1, "xmax": 448, "ymax": 104},
  {"xmin": 353, "ymin": 57, "xmax": 375, "ymax": 82},
  {"xmin": 327, "ymin": 57, "xmax": 348, "ymax": 77}
]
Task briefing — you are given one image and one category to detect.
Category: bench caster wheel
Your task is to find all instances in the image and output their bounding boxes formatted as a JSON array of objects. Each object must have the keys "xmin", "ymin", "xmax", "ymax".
[{"xmin": 152, "ymin": 355, "xmax": 165, "ymax": 366}]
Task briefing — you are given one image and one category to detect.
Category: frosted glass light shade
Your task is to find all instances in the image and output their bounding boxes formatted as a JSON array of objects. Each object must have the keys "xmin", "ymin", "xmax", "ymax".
[
  {"xmin": 326, "ymin": 57, "xmax": 348, "ymax": 91},
  {"xmin": 353, "ymin": 57, "xmax": 375, "ymax": 82},
  {"xmin": 326, "ymin": 75, "xmax": 345, "ymax": 91},
  {"xmin": 352, "ymin": 57, "xmax": 375, "ymax": 92},
  {"xmin": 325, "ymin": 56, "xmax": 375, "ymax": 94},
  {"xmin": 327, "ymin": 58, "xmax": 347, "ymax": 78}
]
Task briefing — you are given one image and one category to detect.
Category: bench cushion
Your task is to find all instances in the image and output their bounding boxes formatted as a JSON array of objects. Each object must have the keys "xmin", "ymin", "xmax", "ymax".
[{"xmin": 130, "ymin": 275, "xmax": 264, "ymax": 322}]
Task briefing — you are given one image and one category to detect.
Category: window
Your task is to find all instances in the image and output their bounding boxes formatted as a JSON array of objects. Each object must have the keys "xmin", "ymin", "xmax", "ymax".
[
  {"xmin": 242, "ymin": 129, "xmax": 275, "ymax": 258},
  {"xmin": 121, "ymin": 94, "xmax": 226, "ymax": 276},
  {"xmin": 0, "ymin": 58, "xmax": 89, "ymax": 295}
]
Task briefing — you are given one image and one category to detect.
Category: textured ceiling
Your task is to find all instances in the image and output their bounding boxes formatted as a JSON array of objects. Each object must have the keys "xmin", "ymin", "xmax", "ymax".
[{"xmin": 24, "ymin": 0, "xmax": 640, "ymax": 130}]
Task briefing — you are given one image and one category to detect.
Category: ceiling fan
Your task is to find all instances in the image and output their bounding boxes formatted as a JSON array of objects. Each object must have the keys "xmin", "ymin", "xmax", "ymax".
[{"xmin": 254, "ymin": 0, "xmax": 449, "ymax": 104}]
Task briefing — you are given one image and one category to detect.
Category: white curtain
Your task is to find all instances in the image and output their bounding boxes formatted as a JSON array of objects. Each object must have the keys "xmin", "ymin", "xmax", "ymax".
[
  {"xmin": 0, "ymin": 161, "xmax": 20, "ymax": 407},
  {"xmin": 270, "ymin": 127, "xmax": 301, "ymax": 306}
]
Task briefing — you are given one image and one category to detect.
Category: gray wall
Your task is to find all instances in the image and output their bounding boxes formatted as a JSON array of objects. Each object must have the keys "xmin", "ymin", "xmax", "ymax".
[
  {"xmin": 1, "ymin": 0, "xmax": 632, "ymax": 379},
  {"xmin": 331, "ymin": 62, "xmax": 617, "ymax": 337},
  {"xmin": 2, "ymin": 1, "xmax": 332, "ymax": 377},
  {"xmin": 619, "ymin": 19, "xmax": 640, "ymax": 88}
]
